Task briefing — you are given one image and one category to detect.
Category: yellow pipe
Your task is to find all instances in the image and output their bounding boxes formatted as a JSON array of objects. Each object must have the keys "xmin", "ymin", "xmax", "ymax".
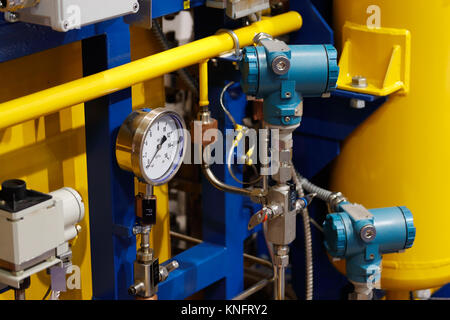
[
  {"xmin": 199, "ymin": 59, "xmax": 209, "ymax": 107},
  {"xmin": 0, "ymin": 12, "xmax": 302, "ymax": 130}
]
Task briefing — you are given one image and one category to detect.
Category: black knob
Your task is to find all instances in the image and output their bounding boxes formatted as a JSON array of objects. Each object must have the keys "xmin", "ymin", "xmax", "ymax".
[{"xmin": 1, "ymin": 179, "xmax": 27, "ymax": 202}]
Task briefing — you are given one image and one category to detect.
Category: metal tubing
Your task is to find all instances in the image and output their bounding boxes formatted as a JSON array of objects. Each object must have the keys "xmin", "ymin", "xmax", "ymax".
[
  {"xmin": 144, "ymin": 184, "xmax": 154, "ymax": 199},
  {"xmin": 170, "ymin": 231, "xmax": 202, "ymax": 245},
  {"xmin": 14, "ymin": 289, "xmax": 25, "ymax": 300},
  {"xmin": 0, "ymin": 12, "xmax": 302, "ymax": 130},
  {"xmin": 261, "ymin": 125, "xmax": 270, "ymax": 195},
  {"xmin": 202, "ymin": 164, "xmax": 255, "ymax": 197},
  {"xmin": 275, "ymin": 264, "xmax": 285, "ymax": 300},
  {"xmin": 232, "ymin": 277, "xmax": 274, "ymax": 300},
  {"xmin": 273, "ymin": 245, "xmax": 289, "ymax": 300},
  {"xmin": 170, "ymin": 231, "xmax": 272, "ymax": 268},
  {"xmin": 244, "ymin": 254, "xmax": 273, "ymax": 269},
  {"xmin": 141, "ymin": 230, "xmax": 150, "ymax": 253}
]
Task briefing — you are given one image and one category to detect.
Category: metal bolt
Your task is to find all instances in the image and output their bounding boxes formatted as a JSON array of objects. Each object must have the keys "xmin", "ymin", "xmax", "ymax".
[
  {"xmin": 285, "ymin": 92, "xmax": 291, "ymax": 98},
  {"xmin": 360, "ymin": 224, "xmax": 377, "ymax": 242},
  {"xmin": 350, "ymin": 98, "xmax": 366, "ymax": 109},
  {"xmin": 132, "ymin": 2, "xmax": 139, "ymax": 12},
  {"xmin": 276, "ymin": 61, "xmax": 287, "ymax": 71},
  {"xmin": 352, "ymin": 75, "xmax": 368, "ymax": 88},
  {"xmin": 350, "ymin": 75, "xmax": 368, "ymax": 109},
  {"xmin": 272, "ymin": 56, "xmax": 290, "ymax": 75},
  {"xmin": 165, "ymin": 260, "xmax": 179, "ymax": 273},
  {"xmin": 284, "ymin": 116, "xmax": 291, "ymax": 123}
]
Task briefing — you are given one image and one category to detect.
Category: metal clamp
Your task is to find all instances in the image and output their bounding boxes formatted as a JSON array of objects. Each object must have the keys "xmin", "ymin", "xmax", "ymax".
[{"xmin": 216, "ymin": 28, "xmax": 241, "ymax": 59}]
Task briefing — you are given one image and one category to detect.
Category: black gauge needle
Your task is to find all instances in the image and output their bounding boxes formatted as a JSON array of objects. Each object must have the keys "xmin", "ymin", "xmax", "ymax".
[{"xmin": 147, "ymin": 135, "xmax": 167, "ymax": 168}]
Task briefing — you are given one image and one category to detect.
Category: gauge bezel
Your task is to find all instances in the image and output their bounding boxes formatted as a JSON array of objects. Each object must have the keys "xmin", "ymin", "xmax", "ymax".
[{"xmin": 116, "ymin": 108, "xmax": 187, "ymax": 186}]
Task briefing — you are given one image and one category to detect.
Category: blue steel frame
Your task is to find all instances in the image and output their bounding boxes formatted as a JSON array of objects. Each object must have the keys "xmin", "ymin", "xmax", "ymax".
[{"xmin": 0, "ymin": 16, "xmax": 139, "ymax": 300}]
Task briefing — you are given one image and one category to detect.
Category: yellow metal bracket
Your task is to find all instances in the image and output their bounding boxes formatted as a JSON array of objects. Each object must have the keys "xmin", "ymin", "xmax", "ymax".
[{"xmin": 337, "ymin": 22, "xmax": 411, "ymax": 96}]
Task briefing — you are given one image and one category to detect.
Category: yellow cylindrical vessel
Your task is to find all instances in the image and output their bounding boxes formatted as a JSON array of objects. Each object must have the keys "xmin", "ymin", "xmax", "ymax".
[{"xmin": 331, "ymin": 1, "xmax": 450, "ymax": 292}]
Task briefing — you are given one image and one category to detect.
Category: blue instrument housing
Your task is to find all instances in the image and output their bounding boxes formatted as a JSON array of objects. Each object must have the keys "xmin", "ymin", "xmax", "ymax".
[{"xmin": 323, "ymin": 203, "xmax": 416, "ymax": 284}]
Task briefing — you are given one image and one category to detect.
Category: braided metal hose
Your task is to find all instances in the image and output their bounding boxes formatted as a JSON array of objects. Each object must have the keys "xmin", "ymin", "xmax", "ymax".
[
  {"xmin": 292, "ymin": 168, "xmax": 313, "ymax": 300},
  {"xmin": 296, "ymin": 182, "xmax": 314, "ymax": 300},
  {"xmin": 297, "ymin": 173, "xmax": 334, "ymax": 202},
  {"xmin": 294, "ymin": 170, "xmax": 347, "ymax": 213}
]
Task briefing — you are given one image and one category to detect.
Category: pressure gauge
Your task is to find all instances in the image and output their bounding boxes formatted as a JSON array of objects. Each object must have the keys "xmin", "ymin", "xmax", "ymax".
[{"xmin": 116, "ymin": 108, "xmax": 187, "ymax": 186}]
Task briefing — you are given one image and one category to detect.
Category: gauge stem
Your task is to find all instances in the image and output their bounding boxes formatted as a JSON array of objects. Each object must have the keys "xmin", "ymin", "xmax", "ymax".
[{"xmin": 144, "ymin": 184, "xmax": 154, "ymax": 200}]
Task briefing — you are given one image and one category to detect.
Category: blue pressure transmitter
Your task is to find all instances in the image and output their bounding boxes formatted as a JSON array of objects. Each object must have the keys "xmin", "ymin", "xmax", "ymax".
[
  {"xmin": 323, "ymin": 202, "xmax": 416, "ymax": 287},
  {"xmin": 239, "ymin": 35, "xmax": 339, "ymax": 126}
]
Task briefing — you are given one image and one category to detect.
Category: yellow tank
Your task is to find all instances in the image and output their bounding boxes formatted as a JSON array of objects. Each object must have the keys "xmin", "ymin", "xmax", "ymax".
[{"xmin": 331, "ymin": 0, "xmax": 450, "ymax": 293}]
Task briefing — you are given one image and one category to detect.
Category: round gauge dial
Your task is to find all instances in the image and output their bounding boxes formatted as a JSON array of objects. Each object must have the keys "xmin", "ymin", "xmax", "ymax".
[
  {"xmin": 141, "ymin": 113, "xmax": 184, "ymax": 183},
  {"xmin": 116, "ymin": 108, "xmax": 187, "ymax": 186}
]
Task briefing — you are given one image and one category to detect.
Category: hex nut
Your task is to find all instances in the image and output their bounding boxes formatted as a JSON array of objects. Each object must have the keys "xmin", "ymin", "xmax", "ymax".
[
  {"xmin": 350, "ymin": 98, "xmax": 366, "ymax": 109},
  {"xmin": 273, "ymin": 254, "xmax": 289, "ymax": 267},
  {"xmin": 351, "ymin": 75, "xmax": 368, "ymax": 88}
]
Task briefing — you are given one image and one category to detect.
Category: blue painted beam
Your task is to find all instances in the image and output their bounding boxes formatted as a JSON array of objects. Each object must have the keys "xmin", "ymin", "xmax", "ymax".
[
  {"xmin": 333, "ymin": 89, "xmax": 384, "ymax": 102},
  {"xmin": 201, "ymin": 80, "xmax": 249, "ymax": 299},
  {"xmin": 82, "ymin": 20, "xmax": 136, "ymax": 300},
  {"xmin": 0, "ymin": 21, "xmax": 102, "ymax": 63},
  {"xmin": 159, "ymin": 243, "xmax": 227, "ymax": 300}
]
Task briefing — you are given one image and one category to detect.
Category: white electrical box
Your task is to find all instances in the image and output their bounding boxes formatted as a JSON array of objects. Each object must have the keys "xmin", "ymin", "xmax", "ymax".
[
  {"xmin": 13, "ymin": 0, "xmax": 139, "ymax": 32},
  {"xmin": 0, "ymin": 187, "xmax": 84, "ymax": 272}
]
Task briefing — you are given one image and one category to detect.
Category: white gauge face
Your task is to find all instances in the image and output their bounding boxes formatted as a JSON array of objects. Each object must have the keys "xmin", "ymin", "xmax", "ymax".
[{"xmin": 140, "ymin": 114, "xmax": 185, "ymax": 184}]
